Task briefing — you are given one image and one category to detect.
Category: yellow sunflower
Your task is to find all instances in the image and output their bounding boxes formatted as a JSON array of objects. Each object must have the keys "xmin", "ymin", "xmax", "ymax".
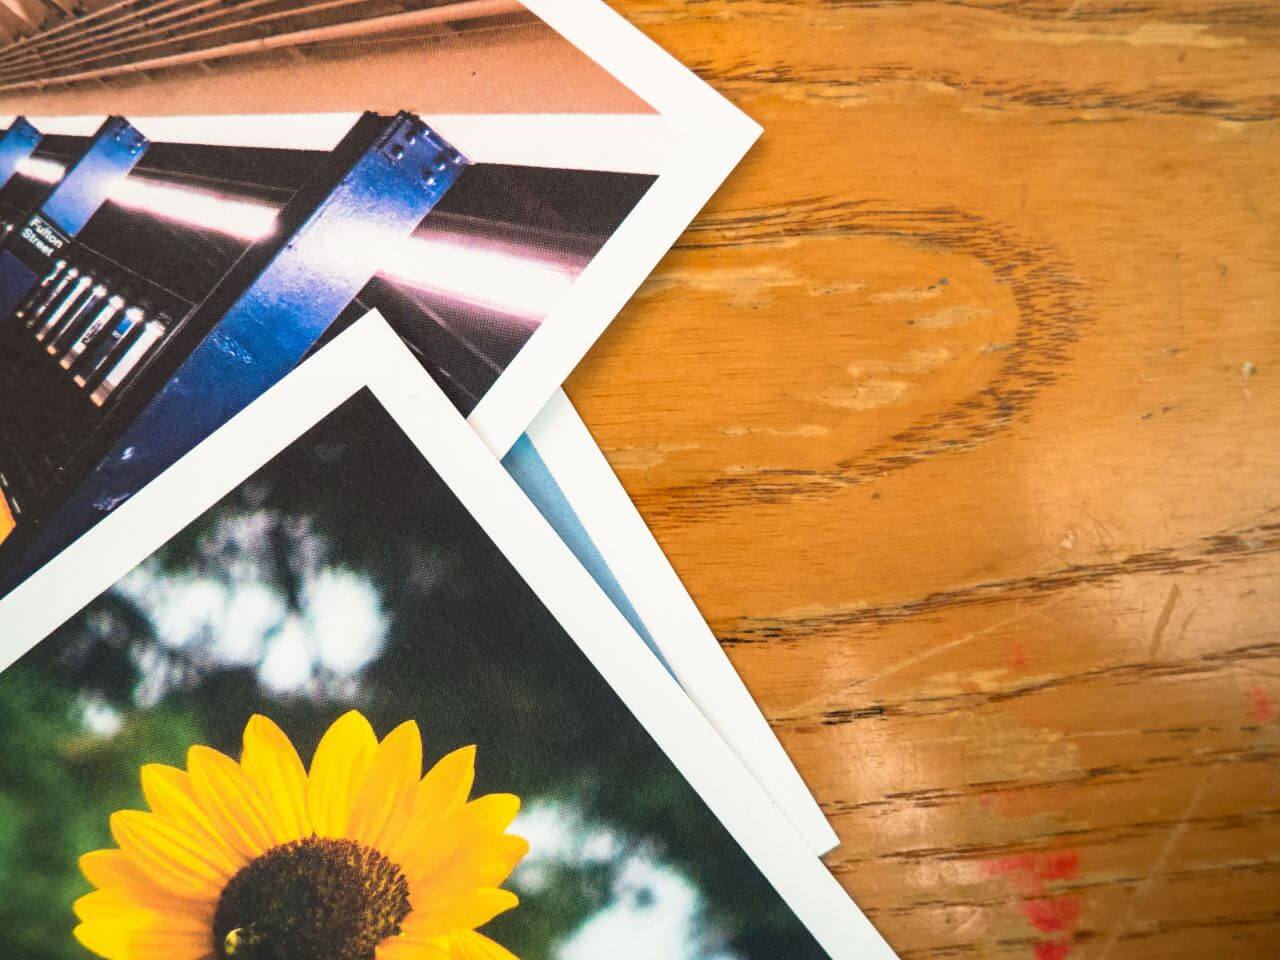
[{"xmin": 74, "ymin": 710, "xmax": 529, "ymax": 960}]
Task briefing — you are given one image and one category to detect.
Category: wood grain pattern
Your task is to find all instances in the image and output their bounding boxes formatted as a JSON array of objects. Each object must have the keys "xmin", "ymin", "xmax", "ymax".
[{"xmin": 566, "ymin": 3, "xmax": 1280, "ymax": 957}]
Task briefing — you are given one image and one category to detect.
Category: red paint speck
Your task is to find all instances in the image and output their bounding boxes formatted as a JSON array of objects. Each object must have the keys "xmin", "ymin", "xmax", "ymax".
[
  {"xmin": 1022, "ymin": 897, "xmax": 1080, "ymax": 933},
  {"xmin": 1039, "ymin": 851, "xmax": 1079, "ymax": 882},
  {"xmin": 1034, "ymin": 941, "xmax": 1073, "ymax": 960},
  {"xmin": 981, "ymin": 851, "xmax": 1079, "ymax": 895},
  {"xmin": 982, "ymin": 853, "xmax": 1081, "ymax": 958},
  {"xmin": 1011, "ymin": 643, "xmax": 1029, "ymax": 668},
  {"xmin": 1250, "ymin": 686, "xmax": 1272, "ymax": 723},
  {"xmin": 982, "ymin": 853, "xmax": 1038, "ymax": 881}
]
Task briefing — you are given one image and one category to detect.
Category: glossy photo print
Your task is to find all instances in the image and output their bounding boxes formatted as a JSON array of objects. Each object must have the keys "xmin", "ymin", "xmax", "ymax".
[
  {"xmin": 0, "ymin": 110, "xmax": 649, "ymax": 589},
  {"xmin": 0, "ymin": 0, "xmax": 760, "ymax": 595},
  {"xmin": 0, "ymin": 316, "xmax": 892, "ymax": 960}
]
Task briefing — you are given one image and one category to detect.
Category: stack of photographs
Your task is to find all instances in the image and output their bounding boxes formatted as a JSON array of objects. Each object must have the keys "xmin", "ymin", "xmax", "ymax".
[{"xmin": 0, "ymin": 1, "xmax": 898, "ymax": 958}]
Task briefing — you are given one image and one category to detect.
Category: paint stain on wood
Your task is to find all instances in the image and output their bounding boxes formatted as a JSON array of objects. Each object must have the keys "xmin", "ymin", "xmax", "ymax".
[
  {"xmin": 983, "ymin": 852, "xmax": 1082, "ymax": 957},
  {"xmin": 1250, "ymin": 686, "xmax": 1273, "ymax": 724}
]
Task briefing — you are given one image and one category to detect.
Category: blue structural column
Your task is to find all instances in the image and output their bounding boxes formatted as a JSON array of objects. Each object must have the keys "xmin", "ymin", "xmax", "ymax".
[
  {"xmin": 8, "ymin": 112, "xmax": 465, "ymax": 586},
  {"xmin": 0, "ymin": 118, "xmax": 42, "ymax": 191},
  {"xmin": 0, "ymin": 116, "xmax": 147, "ymax": 319}
]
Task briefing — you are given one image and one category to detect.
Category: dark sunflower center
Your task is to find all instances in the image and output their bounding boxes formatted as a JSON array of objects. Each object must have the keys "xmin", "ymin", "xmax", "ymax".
[{"xmin": 213, "ymin": 837, "xmax": 412, "ymax": 960}]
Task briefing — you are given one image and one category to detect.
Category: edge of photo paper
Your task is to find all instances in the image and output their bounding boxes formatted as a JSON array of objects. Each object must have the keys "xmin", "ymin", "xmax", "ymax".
[
  {"xmin": 510, "ymin": 391, "xmax": 840, "ymax": 855},
  {"xmin": 0, "ymin": 312, "xmax": 896, "ymax": 960},
  {"xmin": 460, "ymin": 0, "xmax": 763, "ymax": 456}
]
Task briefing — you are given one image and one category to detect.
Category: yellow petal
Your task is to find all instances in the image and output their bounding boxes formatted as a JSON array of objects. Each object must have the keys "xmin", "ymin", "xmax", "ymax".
[
  {"xmin": 419, "ymin": 746, "xmax": 477, "ymax": 813},
  {"xmin": 186, "ymin": 744, "xmax": 276, "ymax": 860},
  {"xmin": 376, "ymin": 936, "xmax": 451, "ymax": 960},
  {"xmin": 140, "ymin": 765, "xmax": 243, "ymax": 876},
  {"xmin": 74, "ymin": 919, "xmax": 138, "ymax": 960},
  {"xmin": 80, "ymin": 851, "xmax": 218, "ymax": 920},
  {"xmin": 470, "ymin": 794, "xmax": 519, "ymax": 830},
  {"xmin": 81, "ymin": 850, "xmax": 167, "ymax": 907},
  {"xmin": 308, "ymin": 710, "xmax": 378, "ymax": 837},
  {"xmin": 381, "ymin": 745, "xmax": 475, "ymax": 865},
  {"xmin": 376, "ymin": 928, "xmax": 520, "ymax": 960},
  {"xmin": 75, "ymin": 856, "xmax": 217, "ymax": 957},
  {"xmin": 406, "ymin": 833, "xmax": 529, "ymax": 905},
  {"xmin": 110, "ymin": 810, "xmax": 230, "ymax": 900},
  {"xmin": 469, "ymin": 834, "xmax": 530, "ymax": 889},
  {"xmin": 241, "ymin": 714, "xmax": 312, "ymax": 844},
  {"xmin": 126, "ymin": 913, "xmax": 215, "ymax": 960},
  {"xmin": 74, "ymin": 889, "xmax": 140, "ymax": 923},
  {"xmin": 437, "ymin": 930, "xmax": 521, "ymax": 960},
  {"xmin": 346, "ymin": 720, "xmax": 422, "ymax": 849},
  {"xmin": 75, "ymin": 903, "xmax": 212, "ymax": 960},
  {"xmin": 401, "ymin": 888, "xmax": 519, "ymax": 938},
  {"xmin": 402, "ymin": 795, "xmax": 524, "ymax": 893}
]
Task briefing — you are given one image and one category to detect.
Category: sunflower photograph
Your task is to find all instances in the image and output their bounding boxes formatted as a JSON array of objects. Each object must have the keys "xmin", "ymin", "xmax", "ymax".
[
  {"xmin": 0, "ymin": 390, "xmax": 831, "ymax": 960},
  {"xmin": 75, "ymin": 711, "xmax": 527, "ymax": 960}
]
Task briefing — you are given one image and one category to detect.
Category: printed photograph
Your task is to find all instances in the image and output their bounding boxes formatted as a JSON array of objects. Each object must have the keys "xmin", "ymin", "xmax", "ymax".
[
  {"xmin": 0, "ymin": 0, "xmax": 740, "ymax": 596},
  {"xmin": 0, "ymin": 388, "xmax": 831, "ymax": 960},
  {"xmin": 0, "ymin": 99, "xmax": 652, "ymax": 586},
  {"xmin": 0, "ymin": 109, "xmax": 649, "ymax": 534}
]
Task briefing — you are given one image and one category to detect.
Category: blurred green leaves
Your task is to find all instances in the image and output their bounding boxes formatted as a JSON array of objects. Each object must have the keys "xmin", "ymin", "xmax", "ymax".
[{"xmin": 0, "ymin": 667, "xmax": 201, "ymax": 959}]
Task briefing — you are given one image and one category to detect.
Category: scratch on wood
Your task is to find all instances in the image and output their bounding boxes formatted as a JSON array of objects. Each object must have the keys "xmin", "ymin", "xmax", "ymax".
[
  {"xmin": 1095, "ymin": 771, "xmax": 1215, "ymax": 960},
  {"xmin": 1147, "ymin": 583, "xmax": 1182, "ymax": 660},
  {"xmin": 722, "ymin": 515, "xmax": 1279, "ymax": 642},
  {"xmin": 772, "ymin": 595, "xmax": 1063, "ymax": 723}
]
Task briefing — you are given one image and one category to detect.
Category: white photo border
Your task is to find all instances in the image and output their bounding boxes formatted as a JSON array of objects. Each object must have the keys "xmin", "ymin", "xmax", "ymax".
[
  {"xmin": 467, "ymin": 0, "xmax": 762, "ymax": 455},
  {"xmin": 525, "ymin": 390, "xmax": 841, "ymax": 854}
]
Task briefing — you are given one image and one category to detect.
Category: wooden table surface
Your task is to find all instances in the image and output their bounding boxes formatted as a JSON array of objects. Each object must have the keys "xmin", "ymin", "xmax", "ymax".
[{"xmin": 567, "ymin": 3, "xmax": 1280, "ymax": 958}]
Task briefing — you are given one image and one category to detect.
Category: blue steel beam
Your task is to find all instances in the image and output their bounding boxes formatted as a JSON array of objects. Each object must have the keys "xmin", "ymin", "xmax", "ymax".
[
  {"xmin": 0, "ymin": 116, "xmax": 147, "ymax": 319},
  {"xmin": 0, "ymin": 118, "xmax": 41, "ymax": 192},
  {"xmin": 7, "ymin": 112, "xmax": 465, "ymax": 587}
]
